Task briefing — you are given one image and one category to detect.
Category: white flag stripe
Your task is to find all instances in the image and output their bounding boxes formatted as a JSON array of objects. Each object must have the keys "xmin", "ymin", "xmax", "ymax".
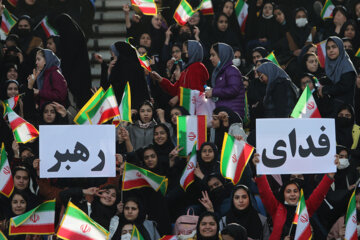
[
  {"xmin": 185, "ymin": 117, "xmax": 198, "ymax": 154},
  {"xmin": 124, "ymin": 169, "xmax": 161, "ymax": 190},
  {"xmin": 61, "ymin": 215, "xmax": 106, "ymax": 239},
  {"xmin": 225, "ymin": 140, "xmax": 245, "ymax": 178},
  {"xmin": 89, "ymin": 95, "xmax": 118, "ymax": 124},
  {"xmin": 0, "ymin": 161, "xmax": 11, "ymax": 190},
  {"xmin": 12, "ymin": 211, "xmax": 54, "ymax": 227}
]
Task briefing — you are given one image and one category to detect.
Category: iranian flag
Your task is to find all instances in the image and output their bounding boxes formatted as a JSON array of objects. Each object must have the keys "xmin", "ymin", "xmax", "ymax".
[
  {"xmin": 177, "ymin": 115, "xmax": 207, "ymax": 157},
  {"xmin": 1, "ymin": 8, "xmax": 16, "ymax": 35},
  {"xmin": 220, "ymin": 133, "xmax": 254, "ymax": 185},
  {"xmin": 7, "ymin": 0, "xmax": 17, "ymax": 7},
  {"xmin": 85, "ymin": 86, "xmax": 120, "ymax": 125},
  {"xmin": 180, "ymin": 143, "xmax": 197, "ymax": 191},
  {"xmin": 235, "ymin": 0, "xmax": 248, "ymax": 33},
  {"xmin": 2, "ymin": 95, "xmax": 19, "ymax": 117},
  {"xmin": 5, "ymin": 105, "xmax": 39, "ymax": 143},
  {"xmin": 321, "ymin": 0, "xmax": 335, "ymax": 19},
  {"xmin": 174, "ymin": 0, "xmax": 195, "ymax": 26},
  {"xmin": 198, "ymin": 0, "xmax": 213, "ymax": 15},
  {"xmin": 160, "ymin": 235, "xmax": 177, "ymax": 240},
  {"xmin": 355, "ymin": 48, "xmax": 360, "ymax": 58},
  {"xmin": 74, "ymin": 87, "xmax": 105, "ymax": 125},
  {"xmin": 266, "ymin": 51, "xmax": 280, "ymax": 66},
  {"xmin": 40, "ymin": 16, "xmax": 58, "ymax": 38},
  {"xmin": 0, "ymin": 143, "xmax": 14, "ymax": 198},
  {"xmin": 137, "ymin": 53, "xmax": 152, "ymax": 71},
  {"xmin": 9, "ymin": 200, "xmax": 55, "ymax": 235},
  {"xmin": 291, "ymin": 85, "xmax": 321, "ymax": 118},
  {"xmin": 316, "ymin": 40, "xmax": 327, "ymax": 68},
  {"xmin": 122, "ymin": 162, "xmax": 168, "ymax": 195},
  {"xmin": 345, "ymin": 190, "xmax": 357, "ymax": 240},
  {"xmin": 293, "ymin": 189, "xmax": 312, "ymax": 240},
  {"xmin": 179, "ymin": 87, "xmax": 200, "ymax": 115},
  {"xmin": 131, "ymin": 0, "xmax": 157, "ymax": 15},
  {"xmin": 131, "ymin": 225, "xmax": 145, "ymax": 240},
  {"xmin": 113, "ymin": 82, "xmax": 132, "ymax": 125}
]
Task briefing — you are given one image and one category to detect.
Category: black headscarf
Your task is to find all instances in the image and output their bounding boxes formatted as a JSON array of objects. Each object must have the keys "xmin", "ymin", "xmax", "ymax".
[
  {"xmin": 335, "ymin": 104, "xmax": 355, "ymax": 149},
  {"xmin": 153, "ymin": 124, "xmax": 174, "ymax": 171},
  {"xmin": 289, "ymin": 7, "xmax": 312, "ymax": 49},
  {"xmin": 0, "ymin": 80, "xmax": 19, "ymax": 101},
  {"xmin": 196, "ymin": 211, "xmax": 221, "ymax": 240},
  {"xmin": 221, "ymin": 223, "xmax": 248, "ymax": 240},
  {"xmin": 197, "ymin": 142, "xmax": 220, "ymax": 177}
]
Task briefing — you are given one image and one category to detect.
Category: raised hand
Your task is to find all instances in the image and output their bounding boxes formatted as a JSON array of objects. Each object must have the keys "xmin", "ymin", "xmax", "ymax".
[{"xmin": 198, "ymin": 191, "xmax": 214, "ymax": 212}]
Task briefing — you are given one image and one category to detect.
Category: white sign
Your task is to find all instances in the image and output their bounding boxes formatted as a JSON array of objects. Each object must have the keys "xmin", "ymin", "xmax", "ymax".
[
  {"xmin": 256, "ymin": 118, "xmax": 336, "ymax": 174},
  {"xmin": 40, "ymin": 125, "xmax": 116, "ymax": 178}
]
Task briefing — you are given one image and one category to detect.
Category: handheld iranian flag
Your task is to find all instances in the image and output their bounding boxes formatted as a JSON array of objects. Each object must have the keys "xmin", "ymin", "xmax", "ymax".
[
  {"xmin": 1, "ymin": 8, "xmax": 16, "ymax": 35},
  {"xmin": 291, "ymin": 85, "xmax": 321, "ymax": 118},
  {"xmin": 177, "ymin": 115, "xmax": 207, "ymax": 157},
  {"xmin": 130, "ymin": 225, "xmax": 145, "ymax": 240},
  {"xmin": 85, "ymin": 86, "xmax": 120, "ymax": 125},
  {"xmin": 355, "ymin": 48, "xmax": 360, "ymax": 58},
  {"xmin": 293, "ymin": 189, "xmax": 312, "ymax": 240},
  {"xmin": 160, "ymin": 235, "xmax": 177, "ymax": 240},
  {"xmin": 74, "ymin": 87, "xmax": 105, "ymax": 125},
  {"xmin": 131, "ymin": 0, "xmax": 157, "ymax": 15},
  {"xmin": 220, "ymin": 133, "xmax": 254, "ymax": 185},
  {"xmin": 137, "ymin": 52, "xmax": 152, "ymax": 71},
  {"xmin": 179, "ymin": 87, "xmax": 200, "ymax": 115},
  {"xmin": 2, "ymin": 95, "xmax": 20, "ymax": 117},
  {"xmin": 321, "ymin": 0, "xmax": 335, "ymax": 19},
  {"xmin": 198, "ymin": 0, "xmax": 213, "ymax": 15},
  {"xmin": 180, "ymin": 143, "xmax": 197, "ymax": 191},
  {"xmin": 113, "ymin": 82, "xmax": 132, "ymax": 125},
  {"xmin": 345, "ymin": 190, "xmax": 357, "ymax": 240},
  {"xmin": 9, "ymin": 200, "xmax": 55, "ymax": 235},
  {"xmin": 316, "ymin": 40, "xmax": 327, "ymax": 68},
  {"xmin": 266, "ymin": 51, "xmax": 280, "ymax": 66},
  {"xmin": 0, "ymin": 143, "xmax": 14, "ymax": 198},
  {"xmin": 174, "ymin": 0, "xmax": 195, "ymax": 26},
  {"xmin": 5, "ymin": 105, "xmax": 39, "ymax": 143},
  {"xmin": 7, "ymin": 0, "xmax": 17, "ymax": 7},
  {"xmin": 40, "ymin": 16, "xmax": 58, "ymax": 38},
  {"xmin": 122, "ymin": 162, "xmax": 168, "ymax": 195},
  {"xmin": 57, "ymin": 201, "xmax": 109, "ymax": 240},
  {"xmin": 235, "ymin": 0, "xmax": 248, "ymax": 34}
]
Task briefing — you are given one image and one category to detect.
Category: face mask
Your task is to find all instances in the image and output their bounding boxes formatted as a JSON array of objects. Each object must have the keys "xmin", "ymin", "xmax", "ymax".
[
  {"xmin": 232, "ymin": 58, "xmax": 241, "ymax": 67},
  {"xmin": 295, "ymin": 18, "xmax": 308, "ymax": 27},
  {"xmin": 181, "ymin": 52, "xmax": 189, "ymax": 63},
  {"xmin": 262, "ymin": 14, "xmax": 273, "ymax": 19},
  {"xmin": 179, "ymin": 33, "xmax": 191, "ymax": 42},
  {"xmin": 337, "ymin": 158, "xmax": 350, "ymax": 170},
  {"xmin": 210, "ymin": 186, "xmax": 226, "ymax": 202},
  {"xmin": 17, "ymin": 29, "xmax": 31, "ymax": 37},
  {"xmin": 216, "ymin": 60, "xmax": 221, "ymax": 68},
  {"xmin": 336, "ymin": 117, "xmax": 352, "ymax": 128},
  {"xmin": 121, "ymin": 233, "xmax": 131, "ymax": 240}
]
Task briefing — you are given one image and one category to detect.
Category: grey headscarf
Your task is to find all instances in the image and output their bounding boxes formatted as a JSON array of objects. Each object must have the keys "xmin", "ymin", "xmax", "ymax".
[
  {"xmin": 211, "ymin": 42, "xmax": 234, "ymax": 88},
  {"xmin": 184, "ymin": 40, "xmax": 204, "ymax": 68},
  {"xmin": 36, "ymin": 49, "xmax": 61, "ymax": 90},
  {"xmin": 257, "ymin": 62, "xmax": 291, "ymax": 93},
  {"xmin": 110, "ymin": 44, "xmax": 119, "ymax": 57},
  {"xmin": 325, "ymin": 36, "xmax": 356, "ymax": 84}
]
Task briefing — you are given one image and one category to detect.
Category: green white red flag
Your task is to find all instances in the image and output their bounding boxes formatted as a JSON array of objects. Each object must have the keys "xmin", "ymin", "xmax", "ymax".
[
  {"xmin": 180, "ymin": 143, "xmax": 197, "ymax": 191},
  {"xmin": 40, "ymin": 16, "xmax": 58, "ymax": 38},
  {"xmin": 74, "ymin": 87, "xmax": 105, "ymax": 125},
  {"xmin": 122, "ymin": 162, "xmax": 168, "ymax": 195},
  {"xmin": 160, "ymin": 235, "xmax": 177, "ymax": 240},
  {"xmin": 320, "ymin": 0, "xmax": 335, "ymax": 19},
  {"xmin": 85, "ymin": 85, "xmax": 120, "ymax": 125},
  {"xmin": 0, "ymin": 231, "xmax": 7, "ymax": 240},
  {"xmin": 113, "ymin": 82, "xmax": 132, "ymax": 125},
  {"xmin": 5, "ymin": 104, "xmax": 39, "ymax": 143},
  {"xmin": 291, "ymin": 85, "xmax": 321, "ymax": 118},
  {"xmin": 1, "ymin": 8, "xmax": 16, "ymax": 35},
  {"xmin": 266, "ymin": 51, "xmax": 280, "ymax": 66},
  {"xmin": 179, "ymin": 87, "xmax": 200, "ymax": 115},
  {"xmin": 235, "ymin": 0, "xmax": 248, "ymax": 33},
  {"xmin": 293, "ymin": 189, "xmax": 312, "ymax": 240},
  {"xmin": 220, "ymin": 133, "xmax": 254, "ymax": 185},
  {"xmin": 177, "ymin": 115, "xmax": 207, "ymax": 157},
  {"xmin": 9, "ymin": 200, "xmax": 55, "ymax": 235},
  {"xmin": 173, "ymin": 0, "xmax": 195, "ymax": 26},
  {"xmin": 0, "ymin": 143, "xmax": 14, "ymax": 198},
  {"xmin": 131, "ymin": 0, "xmax": 157, "ymax": 15},
  {"xmin": 198, "ymin": 0, "xmax": 213, "ymax": 15},
  {"xmin": 345, "ymin": 190, "xmax": 357, "ymax": 240},
  {"xmin": 57, "ymin": 201, "xmax": 109, "ymax": 240},
  {"xmin": 137, "ymin": 52, "xmax": 152, "ymax": 71},
  {"xmin": 316, "ymin": 40, "xmax": 327, "ymax": 68}
]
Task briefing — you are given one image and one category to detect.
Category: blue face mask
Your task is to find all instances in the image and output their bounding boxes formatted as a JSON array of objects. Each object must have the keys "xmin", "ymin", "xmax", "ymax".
[{"xmin": 216, "ymin": 60, "xmax": 221, "ymax": 68}]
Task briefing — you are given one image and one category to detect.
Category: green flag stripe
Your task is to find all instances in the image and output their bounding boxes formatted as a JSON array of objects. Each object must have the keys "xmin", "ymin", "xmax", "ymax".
[
  {"xmin": 74, "ymin": 89, "xmax": 104, "ymax": 124},
  {"xmin": 180, "ymin": 0, "xmax": 193, "ymax": 14},
  {"xmin": 235, "ymin": 0, "xmax": 245, "ymax": 16},
  {"xmin": 125, "ymin": 163, "xmax": 165, "ymax": 184},
  {"xmin": 122, "ymin": 84, "xmax": 131, "ymax": 120},
  {"xmin": 345, "ymin": 190, "xmax": 356, "ymax": 224},
  {"xmin": 12, "ymin": 201, "xmax": 55, "ymax": 226},
  {"xmin": 66, "ymin": 205, "xmax": 94, "ymax": 223},
  {"xmin": 86, "ymin": 87, "xmax": 115, "ymax": 119},
  {"xmin": 291, "ymin": 85, "xmax": 311, "ymax": 118},
  {"xmin": 0, "ymin": 146, "xmax": 6, "ymax": 170},
  {"xmin": 177, "ymin": 116, "xmax": 188, "ymax": 155},
  {"xmin": 181, "ymin": 88, "xmax": 191, "ymax": 110},
  {"xmin": 220, "ymin": 133, "xmax": 235, "ymax": 173}
]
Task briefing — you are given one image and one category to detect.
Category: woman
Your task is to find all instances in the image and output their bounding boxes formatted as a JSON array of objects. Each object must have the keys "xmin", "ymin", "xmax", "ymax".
[
  {"xmin": 153, "ymin": 124, "xmax": 175, "ymax": 171},
  {"xmin": 335, "ymin": 104, "xmax": 360, "ymax": 150},
  {"xmin": 220, "ymin": 185, "xmax": 270, "ymax": 240},
  {"xmin": 323, "ymin": 6, "xmax": 348, "ymax": 38},
  {"xmin": 187, "ymin": 211, "xmax": 221, "ymax": 240},
  {"xmin": 340, "ymin": 20, "xmax": 360, "ymax": 49},
  {"xmin": 112, "ymin": 222, "xmax": 133, "ymax": 240},
  {"xmin": 318, "ymin": 36, "xmax": 357, "ymax": 109},
  {"xmin": 205, "ymin": 43, "xmax": 245, "ymax": 117},
  {"xmin": 27, "ymin": 49, "xmax": 68, "ymax": 107},
  {"xmin": 221, "ymin": 223, "xmax": 247, "ymax": 240},
  {"xmin": 301, "ymin": 53, "xmax": 324, "ymax": 79},
  {"xmin": 252, "ymin": 153, "xmax": 335, "ymax": 239},
  {"xmin": 209, "ymin": 13, "xmax": 240, "ymax": 49},
  {"xmin": 46, "ymin": 35, "xmax": 62, "ymax": 58},
  {"xmin": 0, "ymin": 80, "xmax": 23, "ymax": 117},
  {"xmin": 256, "ymin": 61, "xmax": 299, "ymax": 118}
]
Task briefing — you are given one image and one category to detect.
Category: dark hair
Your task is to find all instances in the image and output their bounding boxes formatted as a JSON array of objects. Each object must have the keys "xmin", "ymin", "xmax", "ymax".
[
  {"xmin": 100, "ymin": 184, "xmax": 120, "ymax": 205},
  {"xmin": 211, "ymin": 43, "xmax": 220, "ymax": 55},
  {"xmin": 277, "ymin": 180, "xmax": 300, "ymax": 203},
  {"xmin": 196, "ymin": 211, "xmax": 220, "ymax": 239},
  {"xmin": 221, "ymin": 223, "xmax": 248, "ymax": 240},
  {"xmin": 333, "ymin": 5, "xmax": 348, "ymax": 20},
  {"xmin": 12, "ymin": 165, "xmax": 30, "ymax": 177},
  {"xmin": 302, "ymin": 52, "xmax": 320, "ymax": 72},
  {"xmin": 153, "ymin": 124, "xmax": 170, "ymax": 142}
]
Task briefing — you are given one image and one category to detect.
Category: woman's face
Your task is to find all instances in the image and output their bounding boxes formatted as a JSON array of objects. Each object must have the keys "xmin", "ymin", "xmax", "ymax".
[
  {"xmin": 172, "ymin": 46, "xmax": 181, "ymax": 61},
  {"xmin": 284, "ymin": 183, "xmax": 300, "ymax": 205},
  {"xmin": 188, "ymin": 12, "xmax": 200, "ymax": 26},
  {"xmin": 99, "ymin": 188, "xmax": 116, "ymax": 207},
  {"xmin": 258, "ymin": 72, "xmax": 269, "ymax": 84},
  {"xmin": 338, "ymin": 108, "xmax": 352, "ymax": 119},
  {"xmin": 36, "ymin": 52, "xmax": 46, "ymax": 71},
  {"xmin": 11, "ymin": 194, "xmax": 27, "ymax": 215},
  {"xmin": 274, "ymin": 9, "xmax": 285, "ymax": 24},
  {"xmin": 199, "ymin": 216, "xmax": 218, "ymax": 238},
  {"xmin": 300, "ymin": 76, "xmax": 314, "ymax": 91},
  {"xmin": 139, "ymin": 34, "xmax": 151, "ymax": 48},
  {"xmin": 139, "ymin": 104, "xmax": 153, "ymax": 123},
  {"xmin": 211, "ymin": 115, "xmax": 220, "ymax": 128},
  {"xmin": 223, "ymin": 2, "xmax": 234, "ymax": 17},
  {"xmin": 233, "ymin": 188, "xmax": 250, "ymax": 210},
  {"xmin": 295, "ymin": 10, "xmax": 306, "ymax": 19},
  {"xmin": 356, "ymin": 3, "xmax": 360, "ymax": 18},
  {"xmin": 326, "ymin": 40, "xmax": 340, "ymax": 60},
  {"xmin": 252, "ymin": 51, "xmax": 263, "ymax": 64},
  {"xmin": 151, "ymin": 15, "xmax": 162, "ymax": 29},
  {"xmin": 25, "ymin": 0, "xmax": 36, "ymax": 5},
  {"xmin": 307, "ymin": 46, "xmax": 317, "ymax": 55},
  {"xmin": 333, "ymin": 11, "xmax": 347, "ymax": 25},
  {"xmin": 43, "ymin": 104, "xmax": 56, "ymax": 123},
  {"xmin": 14, "ymin": 170, "xmax": 30, "ymax": 190},
  {"xmin": 46, "ymin": 38, "xmax": 57, "ymax": 53},
  {"xmin": 170, "ymin": 108, "xmax": 181, "ymax": 125},
  {"xmin": 201, "ymin": 145, "xmax": 215, "ymax": 163},
  {"xmin": 154, "ymin": 126, "xmax": 167, "ymax": 145},
  {"xmin": 210, "ymin": 47, "xmax": 220, "ymax": 67},
  {"xmin": 344, "ymin": 24, "xmax": 356, "ymax": 39},
  {"xmin": 124, "ymin": 201, "xmax": 139, "ymax": 221},
  {"xmin": 143, "ymin": 149, "xmax": 158, "ymax": 169},
  {"xmin": 217, "ymin": 15, "xmax": 228, "ymax": 32},
  {"xmin": 7, "ymin": 82, "xmax": 18, "ymax": 98},
  {"xmin": 7, "ymin": 68, "xmax": 18, "ymax": 80},
  {"xmin": 306, "ymin": 55, "xmax": 319, "ymax": 73},
  {"xmin": 262, "ymin": 3, "xmax": 273, "ymax": 17},
  {"xmin": 121, "ymin": 223, "xmax": 133, "ymax": 235}
]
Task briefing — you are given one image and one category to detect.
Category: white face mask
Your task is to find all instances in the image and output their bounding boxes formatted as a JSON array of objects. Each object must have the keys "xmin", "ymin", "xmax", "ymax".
[
  {"xmin": 232, "ymin": 58, "xmax": 241, "ymax": 67},
  {"xmin": 337, "ymin": 158, "xmax": 350, "ymax": 170},
  {"xmin": 121, "ymin": 233, "xmax": 131, "ymax": 240},
  {"xmin": 296, "ymin": 18, "xmax": 308, "ymax": 27}
]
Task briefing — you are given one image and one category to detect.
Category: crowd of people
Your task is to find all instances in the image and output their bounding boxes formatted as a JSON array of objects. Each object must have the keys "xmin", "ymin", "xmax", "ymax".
[{"xmin": 1, "ymin": 0, "xmax": 360, "ymax": 239}]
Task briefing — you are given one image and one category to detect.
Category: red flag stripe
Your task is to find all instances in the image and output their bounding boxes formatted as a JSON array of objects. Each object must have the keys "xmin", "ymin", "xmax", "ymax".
[
  {"xmin": 183, "ymin": 172, "xmax": 194, "ymax": 190},
  {"xmin": 1, "ymin": 177, "xmax": 14, "ymax": 197},
  {"xmin": 97, "ymin": 107, "xmax": 119, "ymax": 124},
  {"xmin": 233, "ymin": 143, "xmax": 253, "ymax": 183},
  {"xmin": 296, "ymin": 225, "xmax": 312, "ymax": 240},
  {"xmin": 201, "ymin": 8, "xmax": 213, "ymax": 15},
  {"xmin": 123, "ymin": 179, "xmax": 150, "ymax": 190},
  {"xmin": 317, "ymin": 44, "xmax": 325, "ymax": 68},
  {"xmin": 197, "ymin": 115, "xmax": 206, "ymax": 150},
  {"xmin": 310, "ymin": 108, "xmax": 321, "ymax": 118},
  {"xmin": 10, "ymin": 224, "xmax": 54, "ymax": 234},
  {"xmin": 9, "ymin": 117, "xmax": 26, "ymax": 129},
  {"xmin": 57, "ymin": 228, "xmax": 96, "ymax": 240}
]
